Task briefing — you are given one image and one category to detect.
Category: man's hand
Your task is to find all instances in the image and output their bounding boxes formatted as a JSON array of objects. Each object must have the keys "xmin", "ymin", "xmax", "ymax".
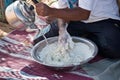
[
  {"xmin": 35, "ymin": 2, "xmax": 51, "ymax": 16},
  {"xmin": 35, "ymin": 2, "xmax": 90, "ymax": 21}
]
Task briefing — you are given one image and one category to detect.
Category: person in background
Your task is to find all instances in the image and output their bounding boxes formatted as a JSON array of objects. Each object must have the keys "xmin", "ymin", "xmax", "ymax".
[{"xmin": 34, "ymin": 0, "xmax": 120, "ymax": 59}]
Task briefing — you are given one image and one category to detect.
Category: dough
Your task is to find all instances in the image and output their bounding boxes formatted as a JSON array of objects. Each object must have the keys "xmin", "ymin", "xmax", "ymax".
[{"xmin": 38, "ymin": 41, "xmax": 93, "ymax": 67}]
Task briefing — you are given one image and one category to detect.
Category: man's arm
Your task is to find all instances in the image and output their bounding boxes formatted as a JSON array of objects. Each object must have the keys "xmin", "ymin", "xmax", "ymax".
[
  {"xmin": 49, "ymin": 7, "xmax": 90, "ymax": 21},
  {"xmin": 35, "ymin": 2, "xmax": 90, "ymax": 21}
]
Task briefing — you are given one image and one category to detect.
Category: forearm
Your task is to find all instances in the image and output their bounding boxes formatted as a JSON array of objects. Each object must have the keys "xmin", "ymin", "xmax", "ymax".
[{"xmin": 48, "ymin": 7, "xmax": 90, "ymax": 21}]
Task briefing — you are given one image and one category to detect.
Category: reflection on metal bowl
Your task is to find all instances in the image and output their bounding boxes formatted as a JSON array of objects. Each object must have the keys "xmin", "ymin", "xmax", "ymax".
[{"xmin": 31, "ymin": 36, "xmax": 98, "ymax": 71}]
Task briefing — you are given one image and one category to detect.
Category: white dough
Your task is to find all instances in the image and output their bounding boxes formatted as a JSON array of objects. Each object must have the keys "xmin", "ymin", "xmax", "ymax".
[{"xmin": 38, "ymin": 41, "xmax": 93, "ymax": 67}]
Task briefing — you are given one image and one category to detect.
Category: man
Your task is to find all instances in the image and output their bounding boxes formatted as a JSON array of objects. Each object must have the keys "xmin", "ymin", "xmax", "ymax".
[{"xmin": 34, "ymin": 0, "xmax": 120, "ymax": 59}]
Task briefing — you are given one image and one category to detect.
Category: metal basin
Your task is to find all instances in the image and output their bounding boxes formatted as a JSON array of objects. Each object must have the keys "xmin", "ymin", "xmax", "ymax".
[{"xmin": 31, "ymin": 36, "xmax": 98, "ymax": 71}]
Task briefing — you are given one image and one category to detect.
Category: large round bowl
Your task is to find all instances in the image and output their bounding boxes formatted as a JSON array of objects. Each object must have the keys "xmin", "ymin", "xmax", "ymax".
[{"xmin": 31, "ymin": 36, "xmax": 98, "ymax": 71}]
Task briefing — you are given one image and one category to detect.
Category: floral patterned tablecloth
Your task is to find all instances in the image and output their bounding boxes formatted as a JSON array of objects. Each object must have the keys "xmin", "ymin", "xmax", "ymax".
[{"xmin": 0, "ymin": 29, "xmax": 105, "ymax": 80}]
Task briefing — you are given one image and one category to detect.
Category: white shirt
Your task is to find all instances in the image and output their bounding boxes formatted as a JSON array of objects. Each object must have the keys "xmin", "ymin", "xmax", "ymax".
[{"xmin": 57, "ymin": 0, "xmax": 120, "ymax": 23}]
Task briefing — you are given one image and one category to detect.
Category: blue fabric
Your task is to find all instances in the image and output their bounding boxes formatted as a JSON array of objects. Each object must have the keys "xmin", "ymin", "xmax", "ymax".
[
  {"xmin": 4, "ymin": 0, "xmax": 14, "ymax": 8},
  {"xmin": 67, "ymin": 0, "xmax": 78, "ymax": 8}
]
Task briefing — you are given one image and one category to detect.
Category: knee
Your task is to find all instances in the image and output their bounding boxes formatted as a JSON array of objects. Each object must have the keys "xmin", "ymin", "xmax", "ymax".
[{"xmin": 99, "ymin": 48, "xmax": 120, "ymax": 59}]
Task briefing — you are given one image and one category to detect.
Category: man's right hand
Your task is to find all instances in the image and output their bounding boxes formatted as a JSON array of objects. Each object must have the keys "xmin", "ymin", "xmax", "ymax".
[{"xmin": 35, "ymin": 2, "xmax": 51, "ymax": 16}]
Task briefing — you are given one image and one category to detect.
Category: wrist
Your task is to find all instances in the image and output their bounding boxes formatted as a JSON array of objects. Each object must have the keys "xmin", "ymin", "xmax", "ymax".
[{"xmin": 47, "ymin": 7, "xmax": 56, "ymax": 17}]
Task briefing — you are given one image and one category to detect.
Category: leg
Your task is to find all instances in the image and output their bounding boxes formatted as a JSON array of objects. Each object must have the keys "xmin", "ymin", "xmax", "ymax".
[
  {"xmin": 67, "ymin": 21, "xmax": 88, "ymax": 37},
  {"xmin": 85, "ymin": 19, "xmax": 120, "ymax": 58}
]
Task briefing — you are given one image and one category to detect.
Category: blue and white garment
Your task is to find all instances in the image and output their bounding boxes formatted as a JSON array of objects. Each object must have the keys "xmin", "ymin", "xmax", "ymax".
[
  {"xmin": 67, "ymin": 0, "xmax": 78, "ymax": 8},
  {"xmin": 57, "ymin": 0, "xmax": 78, "ymax": 9}
]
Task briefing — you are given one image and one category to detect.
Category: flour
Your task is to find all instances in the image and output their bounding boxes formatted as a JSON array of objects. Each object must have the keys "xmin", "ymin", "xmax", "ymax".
[{"xmin": 38, "ymin": 41, "xmax": 93, "ymax": 67}]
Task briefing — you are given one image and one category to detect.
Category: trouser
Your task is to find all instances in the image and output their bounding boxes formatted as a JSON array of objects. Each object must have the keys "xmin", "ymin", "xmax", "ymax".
[{"xmin": 34, "ymin": 19, "xmax": 120, "ymax": 59}]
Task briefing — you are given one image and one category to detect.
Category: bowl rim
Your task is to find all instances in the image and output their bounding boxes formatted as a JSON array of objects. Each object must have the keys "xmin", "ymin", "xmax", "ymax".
[{"xmin": 31, "ymin": 36, "xmax": 98, "ymax": 68}]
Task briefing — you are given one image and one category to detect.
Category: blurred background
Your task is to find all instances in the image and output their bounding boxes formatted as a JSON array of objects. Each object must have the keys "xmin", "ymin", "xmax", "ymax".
[
  {"xmin": 0, "ymin": 0, "xmax": 57, "ymax": 39},
  {"xmin": 0, "ymin": 0, "xmax": 16, "ymax": 38}
]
